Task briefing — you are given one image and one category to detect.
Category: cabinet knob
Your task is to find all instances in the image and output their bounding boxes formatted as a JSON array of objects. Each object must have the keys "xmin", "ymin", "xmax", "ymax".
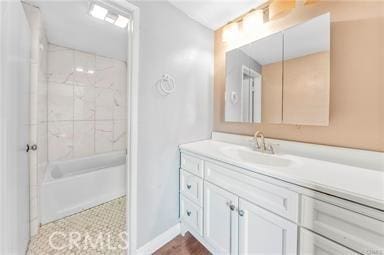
[
  {"xmin": 238, "ymin": 209, "xmax": 245, "ymax": 216},
  {"xmin": 226, "ymin": 201, "xmax": 236, "ymax": 211},
  {"xmin": 187, "ymin": 184, "xmax": 192, "ymax": 189},
  {"xmin": 186, "ymin": 210, "xmax": 191, "ymax": 216}
]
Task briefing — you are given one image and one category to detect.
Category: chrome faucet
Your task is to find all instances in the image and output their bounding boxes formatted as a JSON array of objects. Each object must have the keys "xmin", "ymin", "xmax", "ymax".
[{"xmin": 250, "ymin": 131, "xmax": 274, "ymax": 154}]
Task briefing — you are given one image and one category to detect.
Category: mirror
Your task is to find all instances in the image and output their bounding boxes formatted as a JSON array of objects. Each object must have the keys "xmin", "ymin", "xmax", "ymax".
[
  {"xmin": 283, "ymin": 13, "xmax": 330, "ymax": 125},
  {"xmin": 225, "ymin": 32, "xmax": 283, "ymax": 123},
  {"xmin": 224, "ymin": 13, "xmax": 330, "ymax": 126}
]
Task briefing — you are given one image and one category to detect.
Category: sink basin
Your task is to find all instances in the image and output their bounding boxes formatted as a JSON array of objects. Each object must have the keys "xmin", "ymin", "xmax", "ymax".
[{"xmin": 220, "ymin": 146, "xmax": 294, "ymax": 168}]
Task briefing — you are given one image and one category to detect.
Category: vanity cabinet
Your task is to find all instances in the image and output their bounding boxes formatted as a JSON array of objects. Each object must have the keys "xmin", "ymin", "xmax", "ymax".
[
  {"xmin": 238, "ymin": 199, "xmax": 297, "ymax": 255},
  {"xmin": 203, "ymin": 181, "xmax": 297, "ymax": 255},
  {"xmin": 179, "ymin": 151, "xmax": 383, "ymax": 255},
  {"xmin": 300, "ymin": 228, "xmax": 359, "ymax": 255},
  {"xmin": 203, "ymin": 182, "xmax": 238, "ymax": 254}
]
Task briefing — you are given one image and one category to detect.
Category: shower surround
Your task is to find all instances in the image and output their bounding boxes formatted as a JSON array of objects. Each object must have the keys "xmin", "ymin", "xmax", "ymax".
[{"xmin": 47, "ymin": 44, "xmax": 127, "ymax": 161}]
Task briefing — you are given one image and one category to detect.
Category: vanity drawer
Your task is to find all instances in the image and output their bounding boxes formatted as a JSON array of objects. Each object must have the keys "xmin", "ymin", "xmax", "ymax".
[
  {"xmin": 180, "ymin": 196, "xmax": 203, "ymax": 236},
  {"xmin": 181, "ymin": 153, "xmax": 203, "ymax": 177},
  {"xmin": 300, "ymin": 228, "xmax": 359, "ymax": 255},
  {"xmin": 301, "ymin": 195, "xmax": 384, "ymax": 254},
  {"xmin": 180, "ymin": 170, "xmax": 203, "ymax": 206},
  {"xmin": 204, "ymin": 161, "xmax": 299, "ymax": 222}
]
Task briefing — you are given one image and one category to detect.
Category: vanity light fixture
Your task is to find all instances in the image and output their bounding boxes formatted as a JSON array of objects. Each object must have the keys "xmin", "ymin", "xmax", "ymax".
[
  {"xmin": 222, "ymin": 22, "xmax": 240, "ymax": 42},
  {"xmin": 89, "ymin": 3, "xmax": 129, "ymax": 29},
  {"xmin": 243, "ymin": 9, "xmax": 264, "ymax": 32}
]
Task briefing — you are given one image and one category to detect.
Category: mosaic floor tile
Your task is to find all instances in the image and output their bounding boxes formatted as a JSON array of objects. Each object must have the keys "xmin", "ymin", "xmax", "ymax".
[{"xmin": 28, "ymin": 197, "xmax": 126, "ymax": 255}]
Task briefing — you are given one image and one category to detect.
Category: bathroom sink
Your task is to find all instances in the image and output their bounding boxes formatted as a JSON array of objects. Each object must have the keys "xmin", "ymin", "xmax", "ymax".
[{"xmin": 220, "ymin": 146, "xmax": 294, "ymax": 168}]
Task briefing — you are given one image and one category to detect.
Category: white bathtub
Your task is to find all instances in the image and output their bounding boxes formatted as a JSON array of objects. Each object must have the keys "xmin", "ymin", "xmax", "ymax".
[{"xmin": 41, "ymin": 151, "xmax": 126, "ymax": 224}]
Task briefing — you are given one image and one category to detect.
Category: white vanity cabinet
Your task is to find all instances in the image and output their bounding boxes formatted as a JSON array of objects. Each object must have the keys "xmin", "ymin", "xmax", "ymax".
[
  {"xmin": 238, "ymin": 199, "xmax": 297, "ymax": 255},
  {"xmin": 203, "ymin": 182, "xmax": 238, "ymax": 254},
  {"xmin": 179, "ymin": 150, "xmax": 383, "ymax": 255}
]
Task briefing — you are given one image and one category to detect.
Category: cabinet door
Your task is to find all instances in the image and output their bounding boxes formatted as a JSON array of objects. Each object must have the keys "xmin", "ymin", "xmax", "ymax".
[
  {"xmin": 204, "ymin": 181, "xmax": 238, "ymax": 254},
  {"xmin": 300, "ymin": 228, "xmax": 359, "ymax": 255},
  {"xmin": 238, "ymin": 199, "xmax": 297, "ymax": 255}
]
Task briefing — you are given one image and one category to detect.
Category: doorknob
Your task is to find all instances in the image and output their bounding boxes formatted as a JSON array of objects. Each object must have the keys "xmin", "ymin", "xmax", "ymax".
[{"xmin": 26, "ymin": 144, "xmax": 37, "ymax": 152}]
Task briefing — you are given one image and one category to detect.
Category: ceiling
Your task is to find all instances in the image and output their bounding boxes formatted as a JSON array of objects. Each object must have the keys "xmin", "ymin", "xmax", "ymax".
[
  {"xmin": 31, "ymin": 1, "xmax": 128, "ymax": 61},
  {"xmin": 168, "ymin": 0, "xmax": 268, "ymax": 30}
]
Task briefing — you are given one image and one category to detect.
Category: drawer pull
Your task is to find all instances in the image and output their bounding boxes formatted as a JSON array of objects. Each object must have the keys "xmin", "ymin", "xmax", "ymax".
[
  {"xmin": 187, "ymin": 184, "xmax": 192, "ymax": 189},
  {"xmin": 238, "ymin": 209, "xmax": 245, "ymax": 216},
  {"xmin": 186, "ymin": 210, "xmax": 191, "ymax": 216}
]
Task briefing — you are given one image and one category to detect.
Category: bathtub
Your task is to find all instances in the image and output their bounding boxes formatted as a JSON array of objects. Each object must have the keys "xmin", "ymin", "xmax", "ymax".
[{"xmin": 41, "ymin": 151, "xmax": 126, "ymax": 224}]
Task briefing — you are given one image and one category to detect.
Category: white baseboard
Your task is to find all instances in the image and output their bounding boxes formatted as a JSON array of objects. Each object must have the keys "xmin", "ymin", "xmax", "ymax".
[{"xmin": 136, "ymin": 223, "xmax": 180, "ymax": 255}]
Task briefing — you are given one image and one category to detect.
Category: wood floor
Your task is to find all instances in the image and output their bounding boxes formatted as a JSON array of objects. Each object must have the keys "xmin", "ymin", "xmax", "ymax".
[{"xmin": 154, "ymin": 232, "xmax": 210, "ymax": 255}]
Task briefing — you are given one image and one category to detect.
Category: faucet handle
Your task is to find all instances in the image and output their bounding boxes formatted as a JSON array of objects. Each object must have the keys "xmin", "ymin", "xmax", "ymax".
[{"xmin": 266, "ymin": 144, "xmax": 274, "ymax": 154}]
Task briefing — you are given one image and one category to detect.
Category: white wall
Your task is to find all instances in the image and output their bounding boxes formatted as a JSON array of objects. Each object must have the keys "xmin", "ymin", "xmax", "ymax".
[{"xmin": 133, "ymin": 1, "xmax": 213, "ymax": 248}]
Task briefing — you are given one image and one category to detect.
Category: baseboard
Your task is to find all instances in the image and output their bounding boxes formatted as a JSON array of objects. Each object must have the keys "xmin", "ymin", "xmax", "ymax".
[{"xmin": 136, "ymin": 223, "xmax": 180, "ymax": 255}]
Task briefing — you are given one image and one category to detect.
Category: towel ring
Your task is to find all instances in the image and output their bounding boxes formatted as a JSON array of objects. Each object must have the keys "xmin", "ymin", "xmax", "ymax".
[{"xmin": 158, "ymin": 74, "xmax": 175, "ymax": 96}]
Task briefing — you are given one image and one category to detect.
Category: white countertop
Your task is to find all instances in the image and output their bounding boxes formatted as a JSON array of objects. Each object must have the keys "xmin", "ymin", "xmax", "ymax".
[{"xmin": 180, "ymin": 140, "xmax": 384, "ymax": 211}]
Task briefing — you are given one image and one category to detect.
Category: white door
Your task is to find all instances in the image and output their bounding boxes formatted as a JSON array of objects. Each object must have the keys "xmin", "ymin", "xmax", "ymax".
[
  {"xmin": 204, "ymin": 181, "xmax": 238, "ymax": 255},
  {"xmin": 0, "ymin": 1, "xmax": 31, "ymax": 254},
  {"xmin": 238, "ymin": 199, "xmax": 297, "ymax": 255},
  {"xmin": 300, "ymin": 228, "xmax": 359, "ymax": 255}
]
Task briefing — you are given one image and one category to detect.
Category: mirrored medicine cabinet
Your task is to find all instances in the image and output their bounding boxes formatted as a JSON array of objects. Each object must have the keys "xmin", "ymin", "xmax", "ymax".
[{"xmin": 225, "ymin": 13, "xmax": 330, "ymax": 126}]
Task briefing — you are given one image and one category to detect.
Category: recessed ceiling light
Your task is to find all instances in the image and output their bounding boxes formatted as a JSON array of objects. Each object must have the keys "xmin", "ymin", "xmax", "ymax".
[
  {"xmin": 87, "ymin": 70, "xmax": 95, "ymax": 74},
  {"xmin": 76, "ymin": 67, "xmax": 84, "ymax": 72},
  {"xmin": 115, "ymin": 15, "xmax": 129, "ymax": 28},
  {"xmin": 90, "ymin": 4, "xmax": 108, "ymax": 20}
]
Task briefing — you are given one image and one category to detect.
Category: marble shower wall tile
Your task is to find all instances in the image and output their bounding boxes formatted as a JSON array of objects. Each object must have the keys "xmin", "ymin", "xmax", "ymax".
[
  {"xmin": 113, "ymin": 120, "xmax": 126, "ymax": 151},
  {"xmin": 95, "ymin": 56, "xmax": 115, "ymax": 89},
  {"xmin": 48, "ymin": 83, "xmax": 74, "ymax": 121},
  {"xmin": 73, "ymin": 121, "xmax": 95, "ymax": 158},
  {"xmin": 113, "ymin": 87, "xmax": 126, "ymax": 120},
  {"xmin": 95, "ymin": 87, "xmax": 114, "ymax": 120},
  {"xmin": 74, "ymin": 86, "xmax": 95, "ymax": 120},
  {"xmin": 74, "ymin": 51, "xmax": 96, "ymax": 87},
  {"xmin": 48, "ymin": 122, "xmax": 74, "ymax": 161},
  {"xmin": 95, "ymin": 121, "xmax": 113, "ymax": 153},
  {"xmin": 47, "ymin": 44, "xmax": 127, "ymax": 160},
  {"xmin": 47, "ymin": 45, "xmax": 74, "ymax": 85}
]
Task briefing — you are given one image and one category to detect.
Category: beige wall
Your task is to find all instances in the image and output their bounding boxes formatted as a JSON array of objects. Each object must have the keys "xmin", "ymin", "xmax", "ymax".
[
  {"xmin": 214, "ymin": 1, "xmax": 384, "ymax": 152},
  {"xmin": 283, "ymin": 51, "xmax": 330, "ymax": 125}
]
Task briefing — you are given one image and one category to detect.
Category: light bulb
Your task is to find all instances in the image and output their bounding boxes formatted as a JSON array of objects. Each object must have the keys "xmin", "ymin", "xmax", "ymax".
[
  {"xmin": 115, "ymin": 15, "xmax": 129, "ymax": 29},
  {"xmin": 90, "ymin": 4, "xmax": 107, "ymax": 20},
  {"xmin": 222, "ymin": 22, "xmax": 239, "ymax": 42},
  {"xmin": 242, "ymin": 10, "xmax": 264, "ymax": 32}
]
